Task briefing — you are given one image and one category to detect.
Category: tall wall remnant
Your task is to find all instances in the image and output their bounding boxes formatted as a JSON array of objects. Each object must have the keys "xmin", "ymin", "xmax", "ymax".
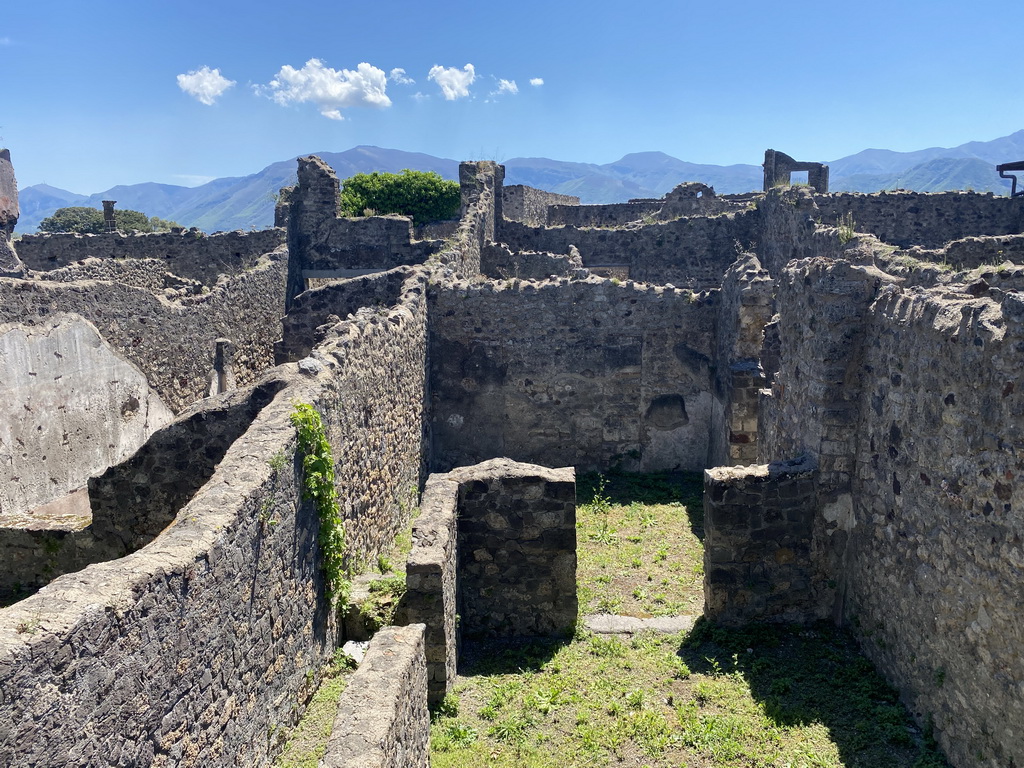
[
  {"xmin": 0, "ymin": 148, "xmax": 24, "ymax": 276},
  {"xmin": 763, "ymin": 149, "xmax": 829, "ymax": 193}
]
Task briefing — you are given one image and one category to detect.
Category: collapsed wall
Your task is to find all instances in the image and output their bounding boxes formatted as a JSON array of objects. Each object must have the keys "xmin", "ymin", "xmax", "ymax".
[
  {"xmin": 17, "ymin": 228, "xmax": 286, "ymax": 285},
  {"xmin": 430, "ymin": 277, "xmax": 720, "ymax": 472},
  {"xmin": 0, "ymin": 246, "xmax": 288, "ymax": 413}
]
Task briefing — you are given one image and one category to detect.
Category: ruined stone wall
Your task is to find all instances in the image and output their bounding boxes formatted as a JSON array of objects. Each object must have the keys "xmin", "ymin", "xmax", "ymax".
[
  {"xmin": 703, "ymin": 457, "xmax": 822, "ymax": 625},
  {"xmin": 276, "ymin": 266, "xmax": 416, "ymax": 363},
  {"xmin": 757, "ymin": 251, "xmax": 1024, "ymax": 768},
  {"xmin": 481, "ymin": 241, "xmax": 584, "ymax": 280},
  {"xmin": 430, "ymin": 277, "xmax": 720, "ymax": 473},
  {"xmin": 17, "ymin": 228, "xmax": 286, "ymax": 285},
  {"xmin": 502, "ymin": 185, "xmax": 579, "ymax": 227},
  {"xmin": 404, "ymin": 459, "xmax": 577, "ymax": 705},
  {"xmin": 0, "ymin": 247, "xmax": 287, "ymax": 413},
  {"xmin": 547, "ymin": 200, "xmax": 663, "ymax": 228},
  {"xmin": 0, "ymin": 149, "xmax": 23, "ymax": 276},
  {"xmin": 0, "ymin": 267, "xmax": 432, "ymax": 764},
  {"xmin": 498, "ymin": 209, "xmax": 757, "ymax": 289},
  {"xmin": 30, "ymin": 256, "xmax": 205, "ymax": 294},
  {"xmin": 813, "ymin": 191, "xmax": 1024, "ymax": 249},
  {"xmin": 321, "ymin": 624, "xmax": 428, "ymax": 768},
  {"xmin": 911, "ymin": 232, "xmax": 1024, "ymax": 269},
  {"xmin": 0, "ymin": 369, "xmax": 335, "ymax": 767},
  {"xmin": 0, "ymin": 315, "xmax": 174, "ymax": 521},
  {"xmin": 452, "ymin": 459, "xmax": 577, "ymax": 639},
  {"xmin": 843, "ymin": 283, "xmax": 1024, "ymax": 768}
]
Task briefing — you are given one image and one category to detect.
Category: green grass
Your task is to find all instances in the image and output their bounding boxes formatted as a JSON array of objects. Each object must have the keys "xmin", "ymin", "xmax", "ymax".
[
  {"xmin": 273, "ymin": 650, "xmax": 356, "ymax": 768},
  {"xmin": 576, "ymin": 471, "xmax": 704, "ymax": 618},
  {"xmin": 431, "ymin": 471, "xmax": 948, "ymax": 768}
]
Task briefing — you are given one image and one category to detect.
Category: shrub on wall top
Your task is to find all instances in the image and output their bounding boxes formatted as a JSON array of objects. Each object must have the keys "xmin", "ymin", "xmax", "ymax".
[{"xmin": 339, "ymin": 169, "xmax": 459, "ymax": 226}]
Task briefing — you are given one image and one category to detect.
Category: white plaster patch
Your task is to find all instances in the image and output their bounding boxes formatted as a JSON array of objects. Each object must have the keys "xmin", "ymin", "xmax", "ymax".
[{"xmin": 822, "ymin": 493, "xmax": 855, "ymax": 533}]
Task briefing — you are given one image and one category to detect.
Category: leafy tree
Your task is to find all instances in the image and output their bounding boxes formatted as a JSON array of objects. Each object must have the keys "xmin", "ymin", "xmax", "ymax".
[
  {"xmin": 339, "ymin": 169, "xmax": 459, "ymax": 225},
  {"xmin": 38, "ymin": 206, "xmax": 180, "ymax": 234}
]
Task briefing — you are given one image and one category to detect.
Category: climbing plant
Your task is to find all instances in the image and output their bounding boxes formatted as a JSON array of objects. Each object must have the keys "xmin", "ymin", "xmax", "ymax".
[{"xmin": 290, "ymin": 403, "xmax": 349, "ymax": 607}]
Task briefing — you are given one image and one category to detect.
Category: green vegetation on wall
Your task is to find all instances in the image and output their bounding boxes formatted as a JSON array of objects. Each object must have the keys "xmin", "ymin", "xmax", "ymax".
[
  {"xmin": 37, "ymin": 206, "xmax": 180, "ymax": 234},
  {"xmin": 339, "ymin": 169, "xmax": 459, "ymax": 225},
  {"xmin": 290, "ymin": 403, "xmax": 349, "ymax": 607}
]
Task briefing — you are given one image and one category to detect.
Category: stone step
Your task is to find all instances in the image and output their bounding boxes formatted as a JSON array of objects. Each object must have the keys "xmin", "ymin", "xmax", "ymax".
[{"xmin": 584, "ymin": 613, "xmax": 695, "ymax": 635}]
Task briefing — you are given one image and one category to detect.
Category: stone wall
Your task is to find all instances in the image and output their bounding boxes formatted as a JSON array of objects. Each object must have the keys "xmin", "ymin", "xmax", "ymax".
[
  {"xmin": 404, "ymin": 459, "xmax": 578, "ymax": 705},
  {"xmin": 0, "ymin": 148, "xmax": 23, "ymax": 276},
  {"xmin": 0, "ymin": 367, "xmax": 335, "ymax": 767},
  {"xmin": 430, "ymin": 277, "xmax": 720, "ymax": 473},
  {"xmin": 756, "ymin": 250, "xmax": 1024, "ymax": 768},
  {"xmin": 502, "ymin": 185, "xmax": 579, "ymax": 227},
  {"xmin": 0, "ymin": 315, "xmax": 174, "ymax": 520},
  {"xmin": 451, "ymin": 459, "xmax": 577, "ymax": 639},
  {"xmin": 321, "ymin": 624, "xmax": 428, "ymax": 768},
  {"xmin": 30, "ymin": 256, "xmax": 205, "ymax": 294},
  {"xmin": 703, "ymin": 457, "xmax": 823, "ymax": 625},
  {"xmin": 813, "ymin": 191, "xmax": 1024, "ymax": 249},
  {"xmin": 276, "ymin": 266, "xmax": 416, "ymax": 363},
  {"xmin": 284, "ymin": 156, "xmax": 439, "ymax": 310},
  {"xmin": 481, "ymin": 241, "xmax": 585, "ymax": 280},
  {"xmin": 0, "ymin": 261, "xmax": 432, "ymax": 764},
  {"xmin": 547, "ymin": 183, "xmax": 739, "ymax": 228},
  {"xmin": 17, "ymin": 228, "xmax": 286, "ymax": 285},
  {"xmin": 498, "ymin": 209, "xmax": 758, "ymax": 289},
  {"xmin": 0, "ymin": 247, "xmax": 287, "ymax": 413}
]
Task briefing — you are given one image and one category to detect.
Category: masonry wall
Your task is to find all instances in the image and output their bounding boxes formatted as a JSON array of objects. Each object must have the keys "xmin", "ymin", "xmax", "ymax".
[
  {"xmin": 30, "ymin": 256, "xmax": 206, "ymax": 294},
  {"xmin": 757, "ymin": 250, "xmax": 1024, "ymax": 768},
  {"xmin": 17, "ymin": 228, "xmax": 286, "ymax": 285},
  {"xmin": 0, "ymin": 368, "xmax": 335, "ymax": 768},
  {"xmin": 0, "ymin": 247, "xmax": 287, "ymax": 413},
  {"xmin": 813, "ymin": 191, "xmax": 1024, "ymax": 249},
  {"xmin": 481, "ymin": 241, "xmax": 584, "ymax": 280},
  {"xmin": 276, "ymin": 266, "xmax": 416, "ymax": 363},
  {"xmin": 502, "ymin": 185, "xmax": 579, "ymax": 227},
  {"xmin": 452, "ymin": 459, "xmax": 577, "ymax": 639},
  {"xmin": 499, "ymin": 209, "xmax": 757, "ymax": 289},
  {"xmin": 321, "ymin": 624, "xmax": 428, "ymax": 768},
  {"xmin": 430, "ymin": 277, "xmax": 720, "ymax": 473},
  {"xmin": 703, "ymin": 458, "xmax": 822, "ymax": 625}
]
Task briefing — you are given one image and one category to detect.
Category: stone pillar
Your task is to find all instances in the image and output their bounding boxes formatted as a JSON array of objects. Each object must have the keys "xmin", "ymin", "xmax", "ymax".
[{"xmin": 102, "ymin": 200, "xmax": 117, "ymax": 233}]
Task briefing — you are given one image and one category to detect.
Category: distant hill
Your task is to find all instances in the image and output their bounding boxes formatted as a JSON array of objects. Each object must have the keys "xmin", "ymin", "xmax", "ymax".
[{"xmin": 15, "ymin": 131, "xmax": 1024, "ymax": 234}]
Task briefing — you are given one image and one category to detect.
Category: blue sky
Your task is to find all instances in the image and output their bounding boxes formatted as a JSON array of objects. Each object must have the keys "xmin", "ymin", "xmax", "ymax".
[{"xmin": 3, "ymin": 0, "xmax": 1023, "ymax": 193}]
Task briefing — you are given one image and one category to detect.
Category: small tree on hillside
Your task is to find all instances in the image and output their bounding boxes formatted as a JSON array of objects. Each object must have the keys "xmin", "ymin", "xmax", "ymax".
[
  {"xmin": 38, "ymin": 206, "xmax": 180, "ymax": 234},
  {"xmin": 339, "ymin": 169, "xmax": 459, "ymax": 225}
]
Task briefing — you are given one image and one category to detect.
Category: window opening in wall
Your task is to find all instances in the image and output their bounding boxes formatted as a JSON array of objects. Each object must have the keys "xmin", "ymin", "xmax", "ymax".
[{"xmin": 790, "ymin": 171, "xmax": 809, "ymax": 187}]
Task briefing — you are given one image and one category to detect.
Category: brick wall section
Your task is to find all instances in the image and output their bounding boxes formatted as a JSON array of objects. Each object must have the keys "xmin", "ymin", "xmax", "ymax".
[
  {"xmin": 812, "ymin": 191, "xmax": 1024, "ymax": 249},
  {"xmin": 451, "ymin": 459, "xmax": 577, "ymax": 639},
  {"xmin": 276, "ymin": 266, "xmax": 417, "ymax": 363},
  {"xmin": 17, "ymin": 228, "xmax": 286, "ymax": 285},
  {"xmin": 703, "ymin": 457, "xmax": 822, "ymax": 625},
  {"xmin": 430, "ymin": 277, "xmax": 720, "ymax": 473},
  {"xmin": 321, "ymin": 624, "xmax": 428, "ymax": 768},
  {"xmin": 502, "ymin": 185, "xmax": 578, "ymax": 227},
  {"xmin": 498, "ymin": 209, "xmax": 757, "ymax": 290},
  {"xmin": 403, "ymin": 474, "xmax": 459, "ymax": 706}
]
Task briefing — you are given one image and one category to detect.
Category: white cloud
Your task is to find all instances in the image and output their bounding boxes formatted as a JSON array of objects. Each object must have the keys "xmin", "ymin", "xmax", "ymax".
[
  {"xmin": 529, "ymin": 77, "xmax": 544, "ymax": 87},
  {"xmin": 491, "ymin": 79, "xmax": 518, "ymax": 96},
  {"xmin": 177, "ymin": 66, "xmax": 236, "ymax": 106},
  {"xmin": 390, "ymin": 67, "xmax": 415, "ymax": 85},
  {"xmin": 262, "ymin": 59, "xmax": 391, "ymax": 120},
  {"xmin": 412, "ymin": 92, "xmax": 430, "ymax": 102},
  {"xmin": 428, "ymin": 64, "xmax": 476, "ymax": 101}
]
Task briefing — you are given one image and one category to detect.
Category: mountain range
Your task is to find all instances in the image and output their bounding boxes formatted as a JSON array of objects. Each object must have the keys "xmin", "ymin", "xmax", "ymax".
[{"xmin": 15, "ymin": 130, "xmax": 1024, "ymax": 234}]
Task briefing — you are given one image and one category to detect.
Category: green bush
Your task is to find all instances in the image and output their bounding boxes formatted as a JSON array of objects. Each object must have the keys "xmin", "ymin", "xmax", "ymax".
[
  {"xmin": 38, "ymin": 206, "xmax": 180, "ymax": 234},
  {"xmin": 339, "ymin": 169, "xmax": 459, "ymax": 225}
]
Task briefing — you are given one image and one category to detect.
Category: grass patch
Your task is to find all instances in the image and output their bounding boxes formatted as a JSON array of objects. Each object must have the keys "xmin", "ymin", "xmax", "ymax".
[
  {"xmin": 576, "ymin": 471, "xmax": 704, "ymax": 618},
  {"xmin": 431, "ymin": 471, "xmax": 948, "ymax": 768},
  {"xmin": 273, "ymin": 650, "xmax": 357, "ymax": 768}
]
